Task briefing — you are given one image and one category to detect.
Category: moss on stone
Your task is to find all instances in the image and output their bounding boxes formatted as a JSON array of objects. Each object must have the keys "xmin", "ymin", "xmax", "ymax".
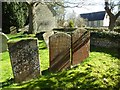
[{"xmin": 8, "ymin": 38, "xmax": 38, "ymax": 44}]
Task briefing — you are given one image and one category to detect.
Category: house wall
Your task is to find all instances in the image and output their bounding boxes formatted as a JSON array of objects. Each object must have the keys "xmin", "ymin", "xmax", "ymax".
[
  {"xmin": 88, "ymin": 21, "xmax": 91, "ymax": 27},
  {"xmin": 118, "ymin": 1, "xmax": 120, "ymax": 11},
  {"xmin": 94, "ymin": 21, "xmax": 98, "ymax": 27},
  {"xmin": 87, "ymin": 20, "xmax": 103, "ymax": 27},
  {"xmin": 100, "ymin": 20, "xmax": 103, "ymax": 26},
  {"xmin": 103, "ymin": 14, "xmax": 109, "ymax": 26}
]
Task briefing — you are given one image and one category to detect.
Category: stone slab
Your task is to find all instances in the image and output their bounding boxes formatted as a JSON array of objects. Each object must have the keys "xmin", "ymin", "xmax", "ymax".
[{"xmin": 8, "ymin": 39, "xmax": 40, "ymax": 83}]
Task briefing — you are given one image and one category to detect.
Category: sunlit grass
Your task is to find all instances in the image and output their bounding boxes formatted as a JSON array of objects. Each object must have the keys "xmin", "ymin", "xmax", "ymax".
[
  {"xmin": 38, "ymin": 40, "xmax": 49, "ymax": 71},
  {"xmin": 5, "ymin": 52, "xmax": 119, "ymax": 89},
  {"xmin": 0, "ymin": 34, "xmax": 49, "ymax": 82},
  {"xmin": 0, "ymin": 52, "xmax": 13, "ymax": 82},
  {"xmin": 1, "ymin": 33, "xmax": 120, "ymax": 89}
]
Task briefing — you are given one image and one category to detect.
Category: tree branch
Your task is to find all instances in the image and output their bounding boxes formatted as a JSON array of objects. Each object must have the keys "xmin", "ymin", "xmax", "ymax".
[
  {"xmin": 53, "ymin": 1, "xmax": 86, "ymax": 8},
  {"xmin": 115, "ymin": 11, "xmax": 120, "ymax": 19},
  {"xmin": 104, "ymin": 1, "xmax": 114, "ymax": 17},
  {"xmin": 105, "ymin": 6, "xmax": 114, "ymax": 17},
  {"xmin": 25, "ymin": 0, "xmax": 97, "ymax": 8}
]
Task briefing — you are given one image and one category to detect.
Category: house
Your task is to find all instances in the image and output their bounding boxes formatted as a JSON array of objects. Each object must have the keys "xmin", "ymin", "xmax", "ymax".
[
  {"xmin": 118, "ymin": 1, "xmax": 120, "ymax": 11},
  {"xmin": 80, "ymin": 11, "xmax": 109, "ymax": 27}
]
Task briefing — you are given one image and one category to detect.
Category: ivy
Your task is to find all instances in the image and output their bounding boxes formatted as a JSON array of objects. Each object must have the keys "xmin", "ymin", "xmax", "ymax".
[
  {"xmin": 90, "ymin": 31, "xmax": 120, "ymax": 41},
  {"xmin": 2, "ymin": 2, "xmax": 28, "ymax": 33}
]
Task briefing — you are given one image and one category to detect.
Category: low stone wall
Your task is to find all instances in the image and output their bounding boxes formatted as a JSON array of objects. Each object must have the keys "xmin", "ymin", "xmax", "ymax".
[{"xmin": 90, "ymin": 31, "xmax": 120, "ymax": 48}]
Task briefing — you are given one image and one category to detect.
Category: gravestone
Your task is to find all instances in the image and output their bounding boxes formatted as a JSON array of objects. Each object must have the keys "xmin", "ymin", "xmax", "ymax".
[
  {"xmin": 8, "ymin": 39, "xmax": 40, "ymax": 83},
  {"xmin": 71, "ymin": 29, "xmax": 90, "ymax": 65},
  {"xmin": 43, "ymin": 31, "xmax": 54, "ymax": 48},
  {"xmin": 49, "ymin": 33, "xmax": 71, "ymax": 72},
  {"xmin": 0, "ymin": 32, "xmax": 9, "ymax": 53}
]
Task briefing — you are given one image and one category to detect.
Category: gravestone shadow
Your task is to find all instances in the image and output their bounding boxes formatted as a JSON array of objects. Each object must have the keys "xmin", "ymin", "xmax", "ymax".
[
  {"xmin": 41, "ymin": 68, "xmax": 51, "ymax": 76},
  {"xmin": 90, "ymin": 45, "xmax": 120, "ymax": 59},
  {"xmin": 35, "ymin": 32, "xmax": 45, "ymax": 40},
  {"xmin": 0, "ymin": 78, "xmax": 14, "ymax": 88}
]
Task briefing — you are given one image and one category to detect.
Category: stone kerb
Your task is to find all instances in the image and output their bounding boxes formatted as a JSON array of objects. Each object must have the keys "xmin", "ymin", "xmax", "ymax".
[
  {"xmin": 0, "ymin": 32, "xmax": 9, "ymax": 53},
  {"xmin": 72, "ymin": 29, "xmax": 90, "ymax": 65},
  {"xmin": 49, "ymin": 33, "xmax": 71, "ymax": 72},
  {"xmin": 8, "ymin": 39, "xmax": 40, "ymax": 83}
]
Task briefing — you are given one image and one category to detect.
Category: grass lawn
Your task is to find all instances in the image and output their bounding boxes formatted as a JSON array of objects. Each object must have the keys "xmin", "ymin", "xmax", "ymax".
[{"xmin": 0, "ymin": 32, "xmax": 120, "ymax": 89}]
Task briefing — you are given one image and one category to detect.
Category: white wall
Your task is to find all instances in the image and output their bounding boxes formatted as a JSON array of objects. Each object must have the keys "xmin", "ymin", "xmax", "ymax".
[{"xmin": 103, "ymin": 13, "xmax": 109, "ymax": 26}]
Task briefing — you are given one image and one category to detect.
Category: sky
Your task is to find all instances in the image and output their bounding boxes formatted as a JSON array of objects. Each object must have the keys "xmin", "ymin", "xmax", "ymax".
[
  {"xmin": 65, "ymin": 0, "xmax": 119, "ymax": 19},
  {"xmin": 65, "ymin": 0, "xmax": 105, "ymax": 18}
]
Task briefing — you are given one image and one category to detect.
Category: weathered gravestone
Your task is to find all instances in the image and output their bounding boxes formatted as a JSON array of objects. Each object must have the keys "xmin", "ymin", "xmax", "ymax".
[
  {"xmin": 43, "ymin": 31, "xmax": 54, "ymax": 48},
  {"xmin": 8, "ymin": 39, "xmax": 40, "ymax": 83},
  {"xmin": 71, "ymin": 29, "xmax": 90, "ymax": 65},
  {"xmin": 49, "ymin": 33, "xmax": 71, "ymax": 72},
  {"xmin": 0, "ymin": 32, "xmax": 9, "ymax": 53}
]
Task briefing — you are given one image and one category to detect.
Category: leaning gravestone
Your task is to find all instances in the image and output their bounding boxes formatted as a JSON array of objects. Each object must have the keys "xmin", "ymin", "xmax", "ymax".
[
  {"xmin": 43, "ymin": 31, "xmax": 54, "ymax": 48},
  {"xmin": 49, "ymin": 33, "xmax": 71, "ymax": 72},
  {"xmin": 71, "ymin": 29, "xmax": 90, "ymax": 65},
  {"xmin": 0, "ymin": 32, "xmax": 9, "ymax": 53},
  {"xmin": 8, "ymin": 39, "xmax": 40, "ymax": 83}
]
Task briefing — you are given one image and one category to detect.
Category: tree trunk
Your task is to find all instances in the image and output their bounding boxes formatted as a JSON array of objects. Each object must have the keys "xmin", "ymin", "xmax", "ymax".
[
  {"xmin": 28, "ymin": 4, "xmax": 34, "ymax": 34},
  {"xmin": 105, "ymin": 2, "xmax": 120, "ymax": 31},
  {"xmin": 109, "ymin": 16, "xmax": 116, "ymax": 31}
]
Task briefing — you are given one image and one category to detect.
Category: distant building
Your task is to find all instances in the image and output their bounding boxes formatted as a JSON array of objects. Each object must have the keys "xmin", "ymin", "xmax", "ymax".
[
  {"xmin": 118, "ymin": 1, "xmax": 120, "ymax": 11},
  {"xmin": 80, "ymin": 11, "xmax": 109, "ymax": 27}
]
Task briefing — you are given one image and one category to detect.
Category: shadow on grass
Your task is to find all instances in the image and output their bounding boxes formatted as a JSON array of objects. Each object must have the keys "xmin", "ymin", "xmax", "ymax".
[
  {"xmin": 90, "ymin": 45, "xmax": 120, "ymax": 59},
  {"xmin": 9, "ymin": 35, "xmax": 27, "ymax": 40},
  {"xmin": 38, "ymin": 41, "xmax": 47, "ymax": 50},
  {"xmin": 0, "ymin": 78, "xmax": 14, "ymax": 88},
  {"xmin": 42, "ymin": 68, "xmax": 51, "ymax": 76},
  {"xmin": 0, "ymin": 69, "xmax": 50, "ymax": 89},
  {"xmin": 35, "ymin": 32, "xmax": 45, "ymax": 40},
  {"xmin": 39, "ymin": 47, "xmax": 47, "ymax": 50}
]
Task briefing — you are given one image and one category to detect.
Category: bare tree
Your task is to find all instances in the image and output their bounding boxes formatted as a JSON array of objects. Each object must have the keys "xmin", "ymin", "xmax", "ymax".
[
  {"xmin": 76, "ymin": 15, "xmax": 87, "ymax": 27},
  {"xmin": 27, "ymin": 2, "xmax": 35, "ymax": 34},
  {"xmin": 26, "ymin": 0, "xmax": 41, "ymax": 34},
  {"xmin": 26, "ymin": 1, "xmax": 64, "ymax": 34},
  {"xmin": 104, "ymin": 0, "xmax": 120, "ymax": 30},
  {"xmin": 26, "ymin": 0, "xmax": 92, "ymax": 34}
]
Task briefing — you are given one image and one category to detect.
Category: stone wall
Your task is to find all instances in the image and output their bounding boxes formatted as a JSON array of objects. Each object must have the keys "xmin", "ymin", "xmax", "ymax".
[{"xmin": 90, "ymin": 31, "xmax": 120, "ymax": 48}]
